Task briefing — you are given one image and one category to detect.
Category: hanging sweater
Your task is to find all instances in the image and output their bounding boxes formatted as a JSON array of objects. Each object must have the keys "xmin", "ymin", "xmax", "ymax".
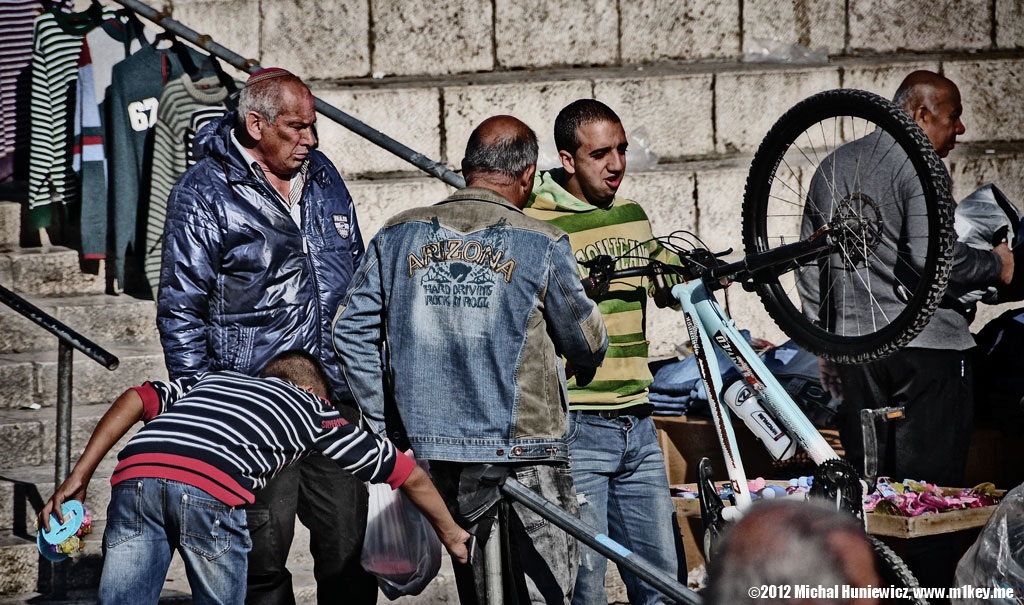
[
  {"xmin": 26, "ymin": 3, "xmax": 116, "ymax": 230},
  {"xmin": 0, "ymin": 0, "xmax": 52, "ymax": 180},
  {"xmin": 76, "ymin": 11, "xmax": 145, "ymax": 258},
  {"xmin": 143, "ymin": 73, "xmax": 236, "ymax": 296},
  {"xmin": 526, "ymin": 168, "xmax": 678, "ymax": 409},
  {"xmin": 72, "ymin": 39, "xmax": 105, "ymax": 257},
  {"xmin": 105, "ymin": 42, "xmax": 196, "ymax": 289},
  {"xmin": 27, "ymin": 7, "xmax": 95, "ymax": 229}
]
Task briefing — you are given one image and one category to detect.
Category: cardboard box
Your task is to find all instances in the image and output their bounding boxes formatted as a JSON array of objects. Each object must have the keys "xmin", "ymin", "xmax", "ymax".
[{"xmin": 654, "ymin": 415, "xmax": 780, "ymax": 485}]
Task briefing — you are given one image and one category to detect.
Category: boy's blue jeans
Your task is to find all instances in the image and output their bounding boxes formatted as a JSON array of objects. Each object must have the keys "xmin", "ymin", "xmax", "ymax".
[{"xmin": 99, "ymin": 478, "xmax": 250, "ymax": 605}]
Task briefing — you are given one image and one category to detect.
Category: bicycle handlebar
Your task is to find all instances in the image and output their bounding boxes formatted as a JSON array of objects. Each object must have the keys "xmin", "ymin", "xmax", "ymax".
[{"xmin": 583, "ymin": 225, "xmax": 833, "ymax": 301}]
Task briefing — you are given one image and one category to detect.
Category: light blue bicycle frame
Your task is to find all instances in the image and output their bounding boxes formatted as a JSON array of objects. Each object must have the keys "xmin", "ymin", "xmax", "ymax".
[{"xmin": 672, "ymin": 279, "xmax": 841, "ymax": 511}]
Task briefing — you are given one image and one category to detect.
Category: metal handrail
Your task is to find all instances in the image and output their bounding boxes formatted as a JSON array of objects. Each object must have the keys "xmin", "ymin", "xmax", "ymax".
[
  {"xmin": 110, "ymin": 0, "xmax": 467, "ymax": 190},
  {"xmin": 0, "ymin": 284, "xmax": 118, "ymax": 599}
]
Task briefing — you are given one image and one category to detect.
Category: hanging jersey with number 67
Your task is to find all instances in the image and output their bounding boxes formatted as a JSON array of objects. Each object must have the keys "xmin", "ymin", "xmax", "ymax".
[{"xmin": 105, "ymin": 43, "xmax": 194, "ymax": 290}]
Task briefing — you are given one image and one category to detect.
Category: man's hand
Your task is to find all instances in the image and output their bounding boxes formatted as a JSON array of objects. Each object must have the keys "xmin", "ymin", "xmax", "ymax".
[
  {"xmin": 397, "ymin": 463, "xmax": 473, "ymax": 565},
  {"xmin": 994, "ymin": 242, "xmax": 1014, "ymax": 286},
  {"xmin": 581, "ymin": 254, "xmax": 614, "ymax": 298},
  {"xmin": 565, "ymin": 361, "xmax": 597, "ymax": 387},
  {"xmin": 818, "ymin": 357, "xmax": 843, "ymax": 400}
]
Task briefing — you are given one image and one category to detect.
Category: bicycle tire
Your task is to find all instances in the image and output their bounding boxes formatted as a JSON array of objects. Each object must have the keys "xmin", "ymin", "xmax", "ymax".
[
  {"xmin": 868, "ymin": 535, "xmax": 928, "ymax": 605},
  {"xmin": 742, "ymin": 89, "xmax": 954, "ymax": 363}
]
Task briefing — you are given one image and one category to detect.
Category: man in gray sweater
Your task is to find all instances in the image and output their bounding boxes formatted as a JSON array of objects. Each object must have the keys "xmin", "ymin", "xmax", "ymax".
[
  {"xmin": 804, "ymin": 70, "xmax": 1013, "ymax": 595},
  {"xmin": 810, "ymin": 70, "xmax": 1012, "ymax": 487}
]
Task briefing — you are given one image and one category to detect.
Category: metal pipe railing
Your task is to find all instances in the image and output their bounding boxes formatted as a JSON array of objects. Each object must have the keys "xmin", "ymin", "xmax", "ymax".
[
  {"xmin": 0, "ymin": 285, "xmax": 119, "ymax": 370},
  {"xmin": 502, "ymin": 477, "xmax": 701, "ymax": 604},
  {"xmin": 110, "ymin": 0, "xmax": 467, "ymax": 190}
]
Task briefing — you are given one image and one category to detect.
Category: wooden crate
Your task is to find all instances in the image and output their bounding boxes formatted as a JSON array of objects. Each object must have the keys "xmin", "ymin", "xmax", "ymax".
[
  {"xmin": 865, "ymin": 506, "xmax": 996, "ymax": 538},
  {"xmin": 670, "ymin": 483, "xmax": 1000, "ymax": 570},
  {"xmin": 864, "ymin": 487, "xmax": 1004, "ymax": 538}
]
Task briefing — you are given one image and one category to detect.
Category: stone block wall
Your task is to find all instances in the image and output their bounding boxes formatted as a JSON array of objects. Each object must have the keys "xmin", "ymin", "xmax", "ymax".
[{"xmin": 163, "ymin": 0, "xmax": 1022, "ymax": 79}]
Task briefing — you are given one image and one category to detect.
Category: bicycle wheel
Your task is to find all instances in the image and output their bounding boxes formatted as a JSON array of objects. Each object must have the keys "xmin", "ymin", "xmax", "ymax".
[
  {"xmin": 742, "ymin": 89, "xmax": 954, "ymax": 363},
  {"xmin": 869, "ymin": 535, "xmax": 928, "ymax": 605}
]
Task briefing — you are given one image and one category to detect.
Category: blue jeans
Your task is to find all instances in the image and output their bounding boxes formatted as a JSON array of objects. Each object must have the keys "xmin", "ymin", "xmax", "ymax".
[
  {"xmin": 99, "ymin": 478, "xmax": 250, "ymax": 605},
  {"xmin": 568, "ymin": 411, "xmax": 679, "ymax": 605}
]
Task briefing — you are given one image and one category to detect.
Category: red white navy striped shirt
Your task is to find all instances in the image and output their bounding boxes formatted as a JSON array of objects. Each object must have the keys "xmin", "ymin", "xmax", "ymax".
[{"xmin": 111, "ymin": 371, "xmax": 414, "ymax": 506}]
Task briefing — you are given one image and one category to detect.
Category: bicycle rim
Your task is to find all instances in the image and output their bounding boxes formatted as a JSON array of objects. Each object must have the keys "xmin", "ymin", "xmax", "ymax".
[{"xmin": 742, "ymin": 89, "xmax": 954, "ymax": 364}]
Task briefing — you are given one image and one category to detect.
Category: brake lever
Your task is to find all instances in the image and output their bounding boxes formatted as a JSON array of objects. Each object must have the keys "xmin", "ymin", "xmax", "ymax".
[{"xmin": 581, "ymin": 254, "xmax": 615, "ymax": 297}]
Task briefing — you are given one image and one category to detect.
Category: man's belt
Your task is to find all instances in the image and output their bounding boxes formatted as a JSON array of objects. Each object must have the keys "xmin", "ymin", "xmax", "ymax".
[{"xmin": 580, "ymin": 404, "xmax": 655, "ymax": 419}]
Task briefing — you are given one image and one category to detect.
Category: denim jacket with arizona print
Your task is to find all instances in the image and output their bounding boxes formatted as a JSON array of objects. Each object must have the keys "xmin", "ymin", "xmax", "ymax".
[{"xmin": 333, "ymin": 187, "xmax": 608, "ymax": 463}]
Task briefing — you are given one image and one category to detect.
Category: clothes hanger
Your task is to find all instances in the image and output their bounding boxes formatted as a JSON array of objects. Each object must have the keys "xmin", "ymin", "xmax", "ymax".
[
  {"xmin": 119, "ymin": 9, "xmax": 150, "ymax": 48},
  {"xmin": 208, "ymin": 55, "xmax": 240, "ymax": 104},
  {"xmin": 150, "ymin": 31, "xmax": 201, "ymax": 81},
  {"xmin": 86, "ymin": 0, "xmax": 105, "ymax": 26},
  {"xmin": 48, "ymin": 0, "xmax": 106, "ymax": 34}
]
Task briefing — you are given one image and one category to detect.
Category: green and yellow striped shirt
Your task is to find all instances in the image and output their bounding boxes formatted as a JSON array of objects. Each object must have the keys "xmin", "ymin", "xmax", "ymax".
[{"xmin": 526, "ymin": 169, "xmax": 678, "ymax": 410}]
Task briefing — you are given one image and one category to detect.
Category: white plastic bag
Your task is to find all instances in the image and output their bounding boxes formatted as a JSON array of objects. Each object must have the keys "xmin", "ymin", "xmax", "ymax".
[
  {"xmin": 361, "ymin": 467, "xmax": 442, "ymax": 599},
  {"xmin": 953, "ymin": 483, "xmax": 1024, "ymax": 604}
]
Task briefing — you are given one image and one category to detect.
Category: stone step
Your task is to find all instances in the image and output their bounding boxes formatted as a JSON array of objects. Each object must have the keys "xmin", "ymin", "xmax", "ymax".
[
  {"xmin": 0, "ymin": 203, "xmax": 17, "ymax": 249},
  {"xmin": 305, "ymin": 55, "xmax": 1024, "ymax": 179},
  {"xmin": 0, "ymin": 400, "xmax": 144, "ymax": 487},
  {"xmin": 0, "ymin": 344, "xmax": 167, "ymax": 411},
  {"xmin": 0, "ymin": 294, "xmax": 158, "ymax": 356},
  {"xmin": 0, "ymin": 247, "xmax": 104, "ymax": 297},
  {"xmin": 0, "ymin": 529, "xmax": 103, "ymax": 598}
]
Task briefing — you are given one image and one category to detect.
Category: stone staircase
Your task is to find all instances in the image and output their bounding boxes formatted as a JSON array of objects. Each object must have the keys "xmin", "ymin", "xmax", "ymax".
[{"xmin": 0, "ymin": 199, "xmax": 170, "ymax": 600}]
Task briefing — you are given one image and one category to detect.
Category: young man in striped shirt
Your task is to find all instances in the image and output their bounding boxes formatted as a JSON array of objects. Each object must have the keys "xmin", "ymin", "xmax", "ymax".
[
  {"xmin": 39, "ymin": 350, "xmax": 469, "ymax": 605},
  {"xmin": 525, "ymin": 99, "xmax": 680, "ymax": 605}
]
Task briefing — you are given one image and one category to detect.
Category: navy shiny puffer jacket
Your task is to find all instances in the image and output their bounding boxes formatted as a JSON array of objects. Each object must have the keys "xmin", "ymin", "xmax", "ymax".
[{"xmin": 157, "ymin": 113, "xmax": 363, "ymax": 403}]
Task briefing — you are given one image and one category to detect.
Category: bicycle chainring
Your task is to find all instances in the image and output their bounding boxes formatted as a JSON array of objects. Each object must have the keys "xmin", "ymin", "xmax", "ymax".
[{"xmin": 809, "ymin": 458, "xmax": 865, "ymax": 520}]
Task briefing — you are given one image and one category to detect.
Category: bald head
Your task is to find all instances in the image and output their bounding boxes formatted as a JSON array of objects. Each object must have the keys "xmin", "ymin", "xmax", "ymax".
[
  {"xmin": 462, "ymin": 115, "xmax": 538, "ymax": 207},
  {"xmin": 704, "ymin": 500, "xmax": 881, "ymax": 605},
  {"xmin": 893, "ymin": 70, "xmax": 965, "ymax": 157}
]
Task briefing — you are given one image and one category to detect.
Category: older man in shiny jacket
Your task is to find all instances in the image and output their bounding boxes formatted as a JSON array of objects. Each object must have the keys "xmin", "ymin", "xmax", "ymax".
[{"xmin": 157, "ymin": 68, "xmax": 376, "ymax": 605}]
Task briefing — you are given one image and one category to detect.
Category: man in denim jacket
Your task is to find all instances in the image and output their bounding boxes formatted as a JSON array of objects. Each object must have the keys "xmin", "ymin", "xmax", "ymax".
[{"xmin": 334, "ymin": 115, "xmax": 608, "ymax": 604}]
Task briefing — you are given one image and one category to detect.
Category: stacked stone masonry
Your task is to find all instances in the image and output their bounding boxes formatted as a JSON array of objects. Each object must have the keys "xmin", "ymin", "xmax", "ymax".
[{"xmin": 168, "ymin": 0, "xmax": 1024, "ymax": 79}]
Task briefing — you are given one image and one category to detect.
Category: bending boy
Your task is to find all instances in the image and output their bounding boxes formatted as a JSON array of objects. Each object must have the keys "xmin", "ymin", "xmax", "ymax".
[{"xmin": 39, "ymin": 350, "xmax": 469, "ymax": 605}]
